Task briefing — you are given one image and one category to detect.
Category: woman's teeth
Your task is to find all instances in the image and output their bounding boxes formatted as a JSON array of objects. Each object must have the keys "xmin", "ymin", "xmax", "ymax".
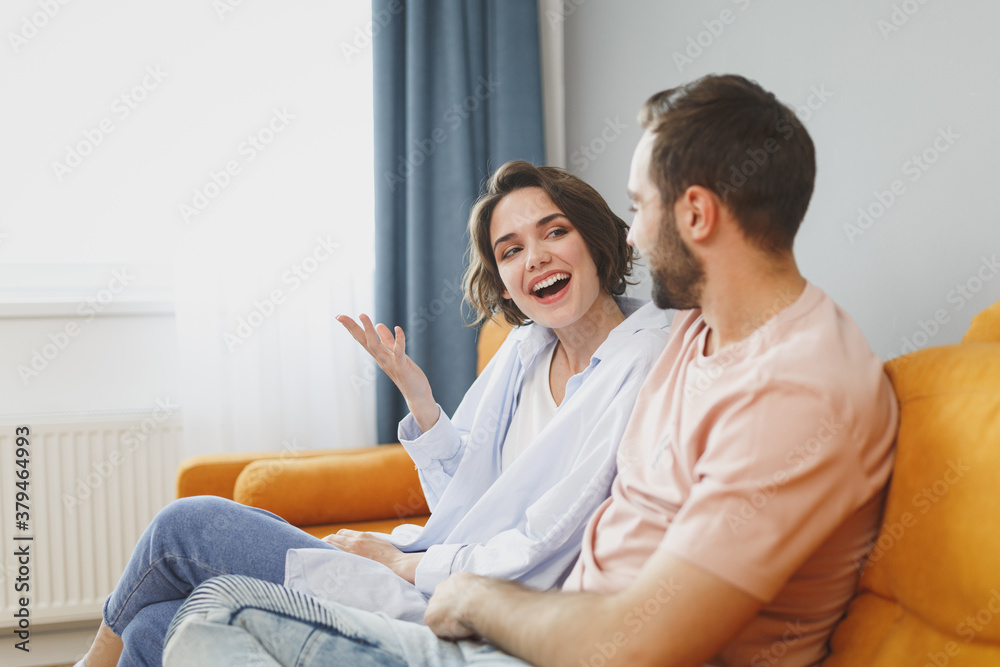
[{"xmin": 531, "ymin": 273, "xmax": 570, "ymax": 293}]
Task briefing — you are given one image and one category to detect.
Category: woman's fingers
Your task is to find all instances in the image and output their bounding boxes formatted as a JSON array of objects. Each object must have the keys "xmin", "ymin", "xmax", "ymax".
[
  {"xmin": 336, "ymin": 315, "xmax": 369, "ymax": 348},
  {"xmin": 358, "ymin": 313, "xmax": 377, "ymax": 338},
  {"xmin": 346, "ymin": 314, "xmax": 408, "ymax": 370},
  {"xmin": 358, "ymin": 314, "xmax": 388, "ymax": 354},
  {"xmin": 394, "ymin": 326, "xmax": 406, "ymax": 359},
  {"xmin": 374, "ymin": 322, "xmax": 396, "ymax": 348}
]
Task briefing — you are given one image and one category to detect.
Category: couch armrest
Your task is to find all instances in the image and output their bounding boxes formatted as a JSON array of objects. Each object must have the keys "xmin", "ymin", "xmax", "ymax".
[
  {"xmin": 233, "ymin": 444, "xmax": 430, "ymax": 527},
  {"xmin": 176, "ymin": 446, "xmax": 384, "ymax": 500}
]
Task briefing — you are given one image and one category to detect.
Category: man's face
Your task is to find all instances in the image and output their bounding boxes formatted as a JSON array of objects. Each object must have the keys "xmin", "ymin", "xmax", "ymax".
[{"xmin": 627, "ymin": 130, "xmax": 705, "ymax": 311}]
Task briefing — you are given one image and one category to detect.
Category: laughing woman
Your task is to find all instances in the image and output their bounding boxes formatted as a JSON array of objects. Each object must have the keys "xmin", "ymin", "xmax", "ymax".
[{"xmin": 79, "ymin": 161, "xmax": 669, "ymax": 667}]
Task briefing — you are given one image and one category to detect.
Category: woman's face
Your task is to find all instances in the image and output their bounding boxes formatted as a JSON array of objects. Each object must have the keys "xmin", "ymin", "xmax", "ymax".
[{"xmin": 489, "ymin": 187, "xmax": 603, "ymax": 329}]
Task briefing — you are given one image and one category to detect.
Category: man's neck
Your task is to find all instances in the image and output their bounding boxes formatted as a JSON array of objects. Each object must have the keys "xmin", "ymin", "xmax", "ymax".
[{"xmin": 700, "ymin": 255, "xmax": 807, "ymax": 356}]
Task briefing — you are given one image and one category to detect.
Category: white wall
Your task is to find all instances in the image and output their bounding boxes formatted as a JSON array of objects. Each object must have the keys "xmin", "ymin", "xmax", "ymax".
[{"xmin": 560, "ymin": 0, "xmax": 1000, "ymax": 359}]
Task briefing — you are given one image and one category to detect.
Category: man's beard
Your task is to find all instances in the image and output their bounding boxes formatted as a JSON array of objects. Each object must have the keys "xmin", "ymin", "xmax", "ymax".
[{"xmin": 647, "ymin": 208, "xmax": 705, "ymax": 311}]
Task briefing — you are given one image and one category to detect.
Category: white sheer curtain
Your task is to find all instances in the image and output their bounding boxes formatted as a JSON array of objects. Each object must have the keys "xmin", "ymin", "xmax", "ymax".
[
  {"xmin": 174, "ymin": 240, "xmax": 375, "ymax": 457},
  {"xmin": 1, "ymin": 0, "xmax": 378, "ymax": 451},
  {"xmin": 169, "ymin": 1, "xmax": 378, "ymax": 457}
]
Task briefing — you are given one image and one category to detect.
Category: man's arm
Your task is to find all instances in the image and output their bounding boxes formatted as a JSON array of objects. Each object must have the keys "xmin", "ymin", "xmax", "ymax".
[{"xmin": 425, "ymin": 550, "xmax": 764, "ymax": 667}]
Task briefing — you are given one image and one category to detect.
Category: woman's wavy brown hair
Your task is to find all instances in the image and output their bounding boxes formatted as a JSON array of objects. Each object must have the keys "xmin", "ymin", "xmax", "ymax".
[{"xmin": 463, "ymin": 160, "xmax": 635, "ymax": 327}]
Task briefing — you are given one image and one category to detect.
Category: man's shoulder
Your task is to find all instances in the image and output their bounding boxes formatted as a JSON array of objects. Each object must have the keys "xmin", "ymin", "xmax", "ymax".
[
  {"xmin": 756, "ymin": 285, "xmax": 874, "ymax": 364},
  {"xmin": 746, "ymin": 286, "xmax": 891, "ymax": 420}
]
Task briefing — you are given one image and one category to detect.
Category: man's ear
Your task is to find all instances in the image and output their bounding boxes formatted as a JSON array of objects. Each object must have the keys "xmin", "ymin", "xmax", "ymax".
[{"xmin": 679, "ymin": 185, "xmax": 719, "ymax": 243}]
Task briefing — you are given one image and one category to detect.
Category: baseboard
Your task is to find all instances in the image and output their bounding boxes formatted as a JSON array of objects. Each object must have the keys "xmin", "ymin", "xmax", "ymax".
[{"xmin": 1, "ymin": 619, "xmax": 96, "ymax": 667}]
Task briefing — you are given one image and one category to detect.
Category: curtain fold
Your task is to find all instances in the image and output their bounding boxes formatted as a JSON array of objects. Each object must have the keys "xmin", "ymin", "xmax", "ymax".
[{"xmin": 373, "ymin": 0, "xmax": 546, "ymax": 442}]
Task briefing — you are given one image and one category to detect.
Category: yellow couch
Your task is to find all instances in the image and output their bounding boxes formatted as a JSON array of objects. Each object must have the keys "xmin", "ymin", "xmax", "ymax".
[
  {"xmin": 824, "ymin": 300, "xmax": 1000, "ymax": 665},
  {"xmin": 176, "ymin": 302, "xmax": 1000, "ymax": 664}
]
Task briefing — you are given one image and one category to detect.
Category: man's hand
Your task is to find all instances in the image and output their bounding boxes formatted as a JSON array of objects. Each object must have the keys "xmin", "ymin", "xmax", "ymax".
[
  {"xmin": 417, "ymin": 553, "xmax": 764, "ymax": 667},
  {"xmin": 322, "ymin": 530, "xmax": 424, "ymax": 584},
  {"xmin": 424, "ymin": 572, "xmax": 480, "ymax": 639}
]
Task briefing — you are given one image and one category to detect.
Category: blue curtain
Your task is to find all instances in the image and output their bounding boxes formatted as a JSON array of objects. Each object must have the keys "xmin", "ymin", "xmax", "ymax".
[{"xmin": 372, "ymin": 0, "xmax": 546, "ymax": 442}]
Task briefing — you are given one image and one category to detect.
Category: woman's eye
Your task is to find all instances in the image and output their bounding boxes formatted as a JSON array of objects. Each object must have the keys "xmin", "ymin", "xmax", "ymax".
[
  {"xmin": 501, "ymin": 246, "xmax": 521, "ymax": 259},
  {"xmin": 548, "ymin": 228, "xmax": 567, "ymax": 238}
]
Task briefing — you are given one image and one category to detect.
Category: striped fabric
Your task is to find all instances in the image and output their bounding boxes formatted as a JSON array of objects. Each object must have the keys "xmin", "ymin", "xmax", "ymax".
[{"xmin": 165, "ymin": 575, "xmax": 363, "ymax": 648}]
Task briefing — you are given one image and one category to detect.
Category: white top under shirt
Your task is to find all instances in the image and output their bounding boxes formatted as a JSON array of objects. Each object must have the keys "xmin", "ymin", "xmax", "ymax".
[{"xmin": 500, "ymin": 339, "xmax": 559, "ymax": 471}]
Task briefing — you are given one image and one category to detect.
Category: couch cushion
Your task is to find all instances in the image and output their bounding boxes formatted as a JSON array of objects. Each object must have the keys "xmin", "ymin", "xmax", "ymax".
[
  {"xmin": 963, "ymin": 298, "xmax": 1000, "ymax": 343},
  {"xmin": 234, "ymin": 444, "xmax": 430, "ymax": 526},
  {"xmin": 823, "ymin": 341, "xmax": 1000, "ymax": 665}
]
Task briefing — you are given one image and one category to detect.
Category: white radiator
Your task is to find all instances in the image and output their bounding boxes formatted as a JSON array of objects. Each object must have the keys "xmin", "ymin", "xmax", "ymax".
[{"xmin": 0, "ymin": 408, "xmax": 183, "ymax": 628}]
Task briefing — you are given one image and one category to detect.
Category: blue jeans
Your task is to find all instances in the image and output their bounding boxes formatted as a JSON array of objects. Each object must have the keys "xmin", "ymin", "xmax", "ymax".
[
  {"xmin": 104, "ymin": 496, "xmax": 334, "ymax": 666},
  {"xmin": 162, "ymin": 575, "xmax": 530, "ymax": 666}
]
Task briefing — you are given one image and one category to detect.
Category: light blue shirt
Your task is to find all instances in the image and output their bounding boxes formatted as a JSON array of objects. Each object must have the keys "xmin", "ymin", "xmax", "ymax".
[{"xmin": 284, "ymin": 297, "xmax": 669, "ymax": 622}]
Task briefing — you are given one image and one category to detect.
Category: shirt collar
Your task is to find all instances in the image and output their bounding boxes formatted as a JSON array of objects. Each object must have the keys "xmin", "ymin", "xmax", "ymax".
[{"xmin": 511, "ymin": 296, "xmax": 667, "ymax": 369}]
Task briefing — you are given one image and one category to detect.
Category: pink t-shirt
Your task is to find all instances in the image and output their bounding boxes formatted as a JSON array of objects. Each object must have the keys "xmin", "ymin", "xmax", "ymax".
[{"xmin": 563, "ymin": 283, "xmax": 898, "ymax": 667}]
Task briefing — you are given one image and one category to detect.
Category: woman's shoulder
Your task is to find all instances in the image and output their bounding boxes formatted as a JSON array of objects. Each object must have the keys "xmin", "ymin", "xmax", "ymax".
[
  {"xmin": 616, "ymin": 298, "xmax": 672, "ymax": 342},
  {"xmin": 593, "ymin": 299, "xmax": 671, "ymax": 370}
]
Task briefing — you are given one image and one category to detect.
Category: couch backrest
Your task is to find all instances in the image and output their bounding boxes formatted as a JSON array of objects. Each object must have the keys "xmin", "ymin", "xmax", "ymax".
[
  {"xmin": 477, "ymin": 317, "xmax": 512, "ymax": 375},
  {"xmin": 823, "ymin": 299, "xmax": 1000, "ymax": 666}
]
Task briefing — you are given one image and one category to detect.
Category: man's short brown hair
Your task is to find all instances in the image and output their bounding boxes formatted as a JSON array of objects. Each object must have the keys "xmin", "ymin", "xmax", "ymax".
[
  {"xmin": 464, "ymin": 160, "xmax": 634, "ymax": 327},
  {"xmin": 639, "ymin": 74, "xmax": 816, "ymax": 254}
]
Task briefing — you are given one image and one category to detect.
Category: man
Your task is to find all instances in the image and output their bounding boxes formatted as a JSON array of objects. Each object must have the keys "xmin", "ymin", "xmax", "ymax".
[{"xmin": 163, "ymin": 74, "xmax": 897, "ymax": 667}]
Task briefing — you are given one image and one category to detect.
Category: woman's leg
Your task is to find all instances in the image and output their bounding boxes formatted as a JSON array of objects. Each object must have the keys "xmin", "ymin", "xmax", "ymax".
[
  {"xmin": 117, "ymin": 600, "xmax": 184, "ymax": 666},
  {"xmin": 91, "ymin": 495, "xmax": 333, "ymax": 667},
  {"xmin": 79, "ymin": 621, "xmax": 123, "ymax": 666}
]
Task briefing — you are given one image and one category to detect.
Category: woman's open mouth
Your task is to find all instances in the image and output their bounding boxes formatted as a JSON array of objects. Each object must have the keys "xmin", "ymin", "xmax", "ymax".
[{"xmin": 530, "ymin": 272, "xmax": 571, "ymax": 303}]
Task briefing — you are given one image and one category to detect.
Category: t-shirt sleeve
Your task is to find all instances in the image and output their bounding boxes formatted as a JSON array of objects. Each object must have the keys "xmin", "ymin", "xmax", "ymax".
[{"xmin": 659, "ymin": 382, "xmax": 863, "ymax": 602}]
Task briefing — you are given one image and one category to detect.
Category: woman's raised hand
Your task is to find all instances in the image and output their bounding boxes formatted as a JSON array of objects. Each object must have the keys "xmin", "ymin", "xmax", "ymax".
[{"xmin": 337, "ymin": 314, "xmax": 440, "ymax": 432}]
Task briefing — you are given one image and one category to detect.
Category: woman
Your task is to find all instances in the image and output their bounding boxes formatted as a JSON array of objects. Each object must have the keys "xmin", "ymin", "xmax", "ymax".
[{"xmin": 80, "ymin": 161, "xmax": 669, "ymax": 666}]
